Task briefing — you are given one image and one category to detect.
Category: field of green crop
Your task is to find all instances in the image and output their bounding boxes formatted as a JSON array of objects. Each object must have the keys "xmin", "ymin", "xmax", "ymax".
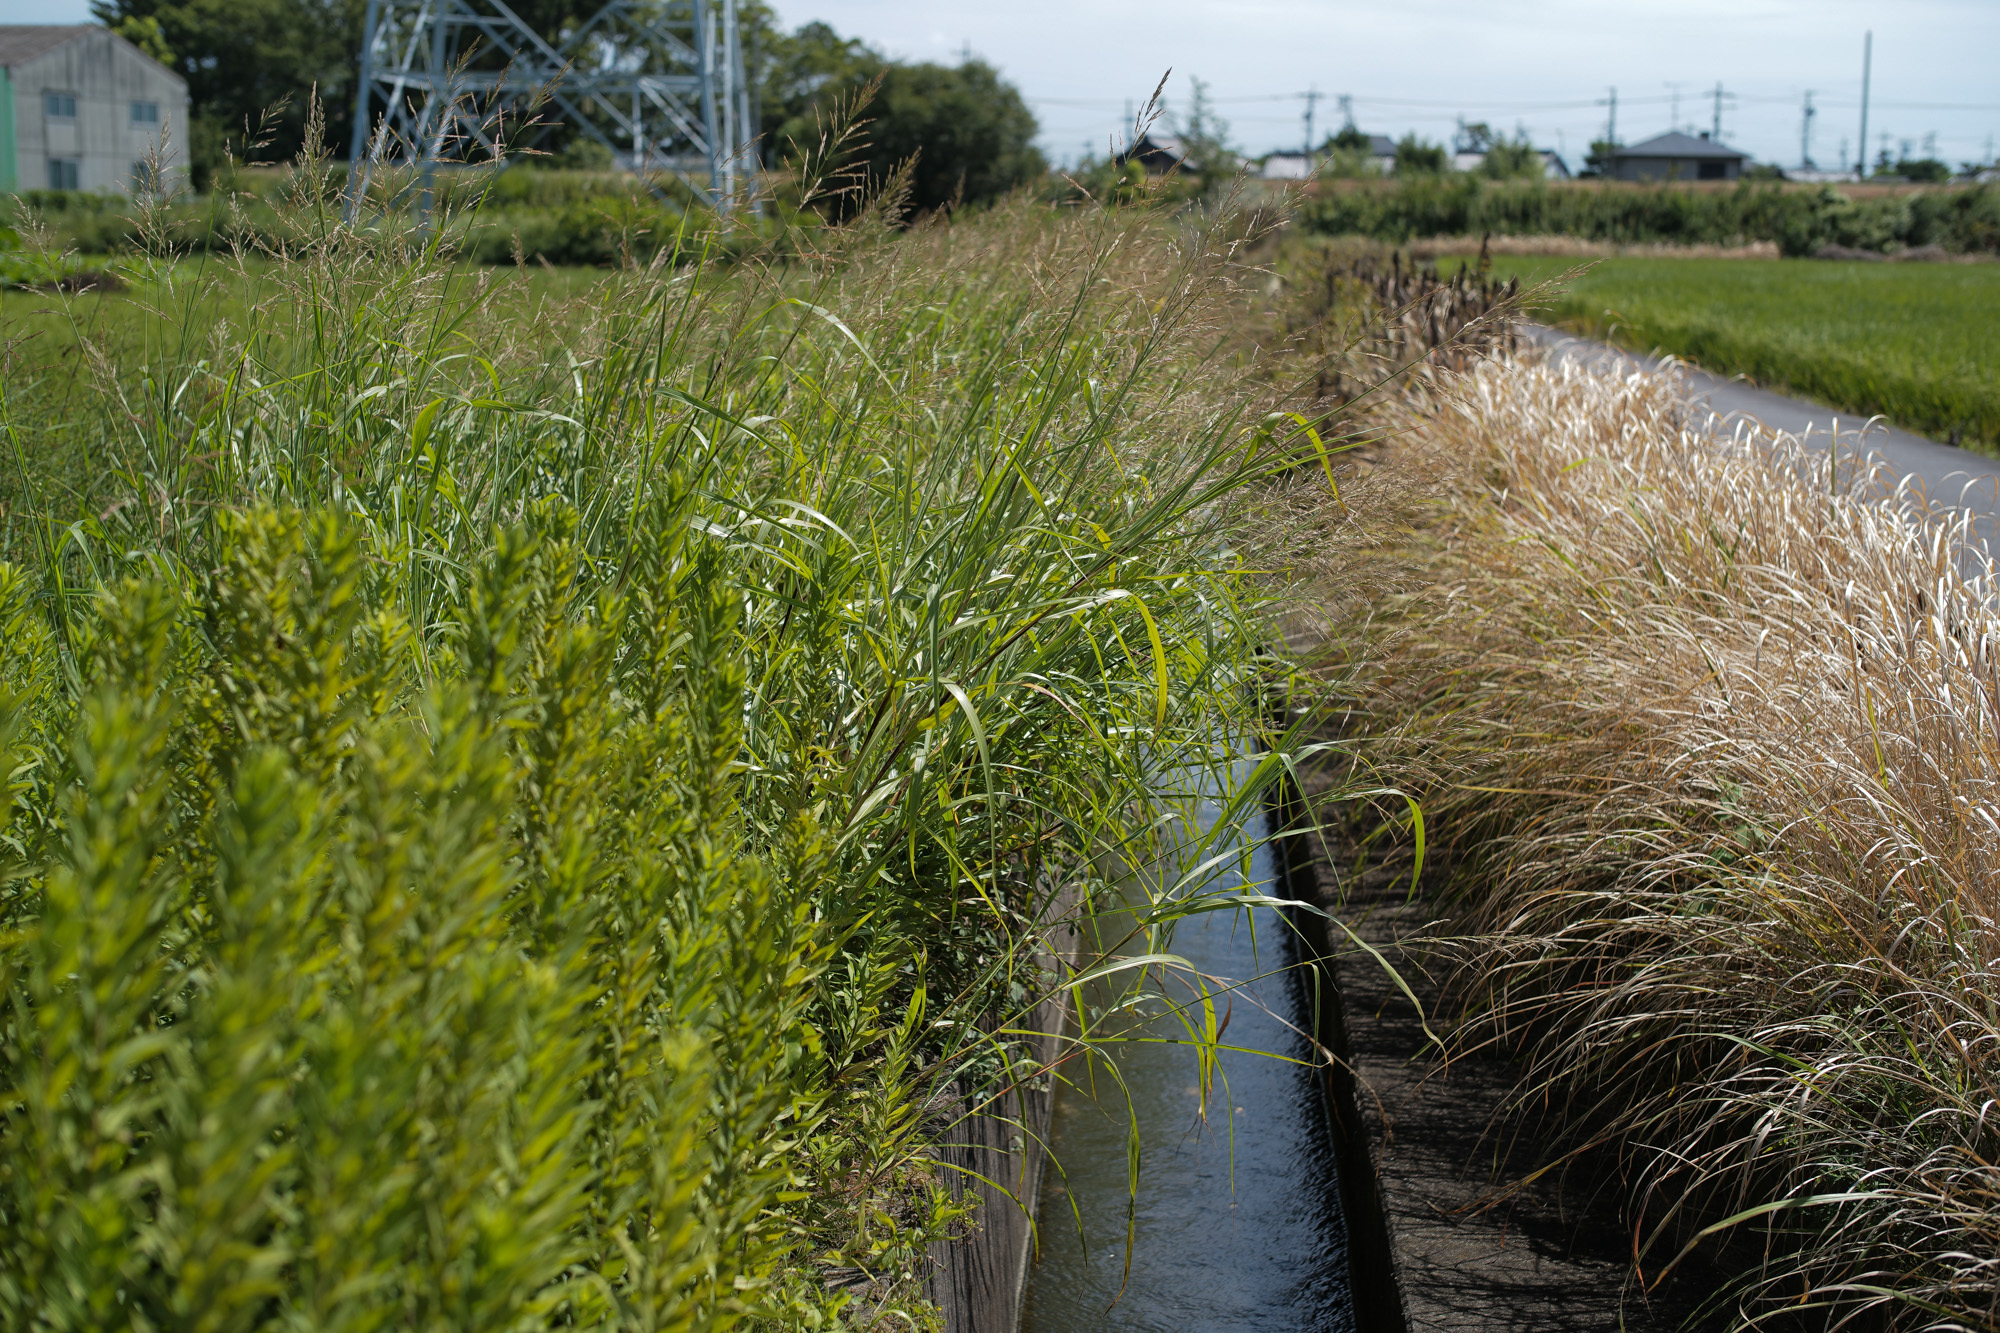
[
  {"xmin": 1440, "ymin": 253, "xmax": 2000, "ymax": 451},
  {"xmin": 0, "ymin": 179, "xmax": 1351, "ymax": 1329}
]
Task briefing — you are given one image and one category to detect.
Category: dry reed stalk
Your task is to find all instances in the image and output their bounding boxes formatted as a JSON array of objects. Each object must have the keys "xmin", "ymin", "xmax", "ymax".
[{"xmin": 1313, "ymin": 351, "xmax": 2000, "ymax": 1328}]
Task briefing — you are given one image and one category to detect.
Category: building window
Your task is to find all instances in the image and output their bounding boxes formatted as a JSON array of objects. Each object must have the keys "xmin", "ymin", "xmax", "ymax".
[
  {"xmin": 48, "ymin": 158, "xmax": 81, "ymax": 191},
  {"xmin": 130, "ymin": 100, "xmax": 161, "ymax": 125},
  {"xmin": 44, "ymin": 91, "xmax": 78, "ymax": 120}
]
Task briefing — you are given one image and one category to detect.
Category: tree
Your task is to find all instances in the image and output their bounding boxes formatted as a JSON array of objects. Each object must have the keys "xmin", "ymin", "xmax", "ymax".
[
  {"xmin": 1580, "ymin": 138, "xmax": 1620, "ymax": 178},
  {"xmin": 92, "ymin": 0, "xmax": 368, "ymax": 176},
  {"xmin": 1454, "ymin": 120, "xmax": 1496, "ymax": 155},
  {"xmin": 1393, "ymin": 134, "xmax": 1446, "ymax": 175},
  {"xmin": 1174, "ymin": 76, "xmax": 1238, "ymax": 180},
  {"xmin": 94, "ymin": 0, "xmax": 614, "ymax": 179},
  {"xmin": 759, "ymin": 23, "xmax": 1044, "ymax": 216},
  {"xmin": 1479, "ymin": 136, "xmax": 1542, "ymax": 180},
  {"xmin": 1894, "ymin": 158, "xmax": 1951, "ymax": 183}
]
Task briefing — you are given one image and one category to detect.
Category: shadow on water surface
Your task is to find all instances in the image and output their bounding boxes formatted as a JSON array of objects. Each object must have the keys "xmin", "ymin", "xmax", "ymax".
[{"xmin": 1018, "ymin": 797, "xmax": 1354, "ymax": 1333}]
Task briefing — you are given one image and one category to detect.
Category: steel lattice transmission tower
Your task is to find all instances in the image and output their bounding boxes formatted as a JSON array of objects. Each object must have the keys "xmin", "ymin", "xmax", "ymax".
[{"xmin": 346, "ymin": 0, "xmax": 756, "ymax": 210}]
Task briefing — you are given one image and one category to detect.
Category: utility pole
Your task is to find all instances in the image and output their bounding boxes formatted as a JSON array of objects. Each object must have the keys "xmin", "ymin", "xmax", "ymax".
[
  {"xmin": 1598, "ymin": 85, "xmax": 1617, "ymax": 144},
  {"xmin": 1857, "ymin": 30, "xmax": 1872, "ymax": 174},
  {"xmin": 1711, "ymin": 81, "xmax": 1730, "ymax": 140},
  {"xmin": 1666, "ymin": 82, "xmax": 1684, "ymax": 133},
  {"xmin": 1302, "ymin": 85, "xmax": 1321, "ymax": 158},
  {"xmin": 1338, "ymin": 94, "xmax": 1354, "ymax": 131},
  {"xmin": 1800, "ymin": 90, "xmax": 1816, "ymax": 168}
]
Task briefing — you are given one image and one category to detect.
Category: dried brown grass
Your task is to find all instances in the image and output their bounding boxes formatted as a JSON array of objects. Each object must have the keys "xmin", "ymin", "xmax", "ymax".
[{"xmin": 1312, "ymin": 351, "xmax": 2000, "ymax": 1328}]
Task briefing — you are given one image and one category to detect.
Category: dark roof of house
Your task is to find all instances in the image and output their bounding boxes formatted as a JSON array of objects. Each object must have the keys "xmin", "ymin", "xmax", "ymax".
[
  {"xmin": 0, "ymin": 25, "xmax": 95, "ymax": 68},
  {"xmin": 1118, "ymin": 132, "xmax": 1200, "ymax": 170},
  {"xmin": 1365, "ymin": 134, "xmax": 1395, "ymax": 156},
  {"xmin": 1611, "ymin": 130, "xmax": 1750, "ymax": 161}
]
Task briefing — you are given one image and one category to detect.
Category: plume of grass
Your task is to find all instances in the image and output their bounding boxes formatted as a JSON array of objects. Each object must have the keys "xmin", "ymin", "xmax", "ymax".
[{"xmin": 1313, "ymin": 348, "xmax": 2000, "ymax": 1326}]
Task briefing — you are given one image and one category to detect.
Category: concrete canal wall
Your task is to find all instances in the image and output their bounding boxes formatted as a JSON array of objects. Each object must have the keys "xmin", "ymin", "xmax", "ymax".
[
  {"xmin": 1286, "ymin": 763, "xmax": 1722, "ymax": 1333},
  {"xmin": 923, "ymin": 901, "xmax": 1078, "ymax": 1333}
]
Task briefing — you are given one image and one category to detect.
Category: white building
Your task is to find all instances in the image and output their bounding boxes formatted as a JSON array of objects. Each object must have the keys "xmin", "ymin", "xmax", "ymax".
[
  {"xmin": 1451, "ymin": 149, "xmax": 1572, "ymax": 179},
  {"xmin": 1, "ymin": 26, "xmax": 190, "ymax": 195}
]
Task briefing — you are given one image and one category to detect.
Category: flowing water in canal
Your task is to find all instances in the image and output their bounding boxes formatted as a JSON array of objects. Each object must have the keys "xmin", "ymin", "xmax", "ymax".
[{"xmin": 1018, "ymin": 796, "xmax": 1354, "ymax": 1332}]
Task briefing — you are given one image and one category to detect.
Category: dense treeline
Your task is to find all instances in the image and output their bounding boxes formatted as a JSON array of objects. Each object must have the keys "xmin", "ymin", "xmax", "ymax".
[{"xmin": 1301, "ymin": 176, "xmax": 2000, "ymax": 256}]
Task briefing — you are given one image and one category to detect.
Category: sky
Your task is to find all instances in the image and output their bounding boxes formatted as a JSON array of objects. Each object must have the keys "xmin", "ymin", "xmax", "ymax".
[
  {"xmin": 13, "ymin": 0, "xmax": 1999, "ymax": 171},
  {"xmin": 767, "ymin": 0, "xmax": 2000, "ymax": 171}
]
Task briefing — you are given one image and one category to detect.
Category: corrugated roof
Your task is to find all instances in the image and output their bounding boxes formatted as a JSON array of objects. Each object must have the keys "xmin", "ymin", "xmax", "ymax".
[
  {"xmin": 0, "ymin": 25, "xmax": 95, "ymax": 68},
  {"xmin": 1612, "ymin": 130, "xmax": 1749, "ymax": 161}
]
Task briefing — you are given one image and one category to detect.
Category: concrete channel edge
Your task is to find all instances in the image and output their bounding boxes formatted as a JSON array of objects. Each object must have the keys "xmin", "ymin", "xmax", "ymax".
[{"xmin": 1271, "ymin": 762, "xmax": 1414, "ymax": 1333}]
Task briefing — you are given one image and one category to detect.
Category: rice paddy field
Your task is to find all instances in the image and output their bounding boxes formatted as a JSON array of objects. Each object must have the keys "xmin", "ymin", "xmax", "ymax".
[{"xmin": 1439, "ymin": 252, "xmax": 2000, "ymax": 452}]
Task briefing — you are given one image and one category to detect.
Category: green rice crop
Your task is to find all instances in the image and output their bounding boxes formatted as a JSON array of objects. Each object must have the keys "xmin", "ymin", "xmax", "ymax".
[
  {"xmin": 1445, "ymin": 252, "xmax": 2000, "ymax": 451},
  {"xmin": 0, "ymin": 151, "xmax": 1340, "ymax": 1327}
]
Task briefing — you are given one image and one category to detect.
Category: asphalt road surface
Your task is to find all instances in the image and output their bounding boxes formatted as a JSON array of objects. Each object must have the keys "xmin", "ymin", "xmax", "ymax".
[{"xmin": 1521, "ymin": 324, "xmax": 2000, "ymax": 545}]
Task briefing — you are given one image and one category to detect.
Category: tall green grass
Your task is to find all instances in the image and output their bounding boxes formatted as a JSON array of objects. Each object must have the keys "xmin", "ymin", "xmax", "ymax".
[{"xmin": 0, "ymin": 150, "xmax": 1340, "ymax": 1326}]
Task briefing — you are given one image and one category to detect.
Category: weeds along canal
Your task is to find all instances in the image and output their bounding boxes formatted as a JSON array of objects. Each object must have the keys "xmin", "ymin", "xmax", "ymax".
[{"xmin": 1019, "ymin": 791, "xmax": 1354, "ymax": 1332}]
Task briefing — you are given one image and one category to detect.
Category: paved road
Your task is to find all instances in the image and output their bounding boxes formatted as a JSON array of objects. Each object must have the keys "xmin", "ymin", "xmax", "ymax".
[{"xmin": 1522, "ymin": 324, "xmax": 2000, "ymax": 541}]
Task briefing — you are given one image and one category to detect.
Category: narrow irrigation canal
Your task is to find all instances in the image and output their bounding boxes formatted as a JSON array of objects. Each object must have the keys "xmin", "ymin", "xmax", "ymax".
[{"xmin": 1018, "ymin": 796, "xmax": 1354, "ymax": 1332}]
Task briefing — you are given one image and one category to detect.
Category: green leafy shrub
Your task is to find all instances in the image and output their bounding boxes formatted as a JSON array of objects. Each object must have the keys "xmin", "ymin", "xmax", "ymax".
[{"xmin": 0, "ymin": 504, "xmax": 838, "ymax": 1328}]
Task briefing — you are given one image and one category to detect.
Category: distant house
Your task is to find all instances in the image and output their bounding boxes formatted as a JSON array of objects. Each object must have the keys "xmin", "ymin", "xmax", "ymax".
[
  {"xmin": 0, "ymin": 25, "xmax": 189, "ymax": 194},
  {"xmin": 1261, "ymin": 151, "xmax": 1311, "ymax": 180},
  {"xmin": 1602, "ymin": 130, "xmax": 1749, "ymax": 182},
  {"xmin": 1118, "ymin": 132, "xmax": 1194, "ymax": 174},
  {"xmin": 1304, "ymin": 133, "xmax": 1400, "ymax": 174}
]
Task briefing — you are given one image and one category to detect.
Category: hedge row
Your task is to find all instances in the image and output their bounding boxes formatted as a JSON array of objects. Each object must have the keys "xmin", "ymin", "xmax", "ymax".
[{"xmin": 1299, "ymin": 177, "xmax": 2000, "ymax": 256}]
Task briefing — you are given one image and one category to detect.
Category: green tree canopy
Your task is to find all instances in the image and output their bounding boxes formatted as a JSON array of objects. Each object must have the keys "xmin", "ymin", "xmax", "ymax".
[
  {"xmin": 1329, "ymin": 124, "xmax": 1371, "ymax": 154},
  {"xmin": 1394, "ymin": 134, "xmax": 1446, "ymax": 175},
  {"xmin": 93, "ymin": 0, "xmax": 366, "ymax": 173},
  {"xmin": 759, "ymin": 23, "xmax": 1044, "ymax": 215},
  {"xmin": 1479, "ymin": 137, "xmax": 1543, "ymax": 180}
]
